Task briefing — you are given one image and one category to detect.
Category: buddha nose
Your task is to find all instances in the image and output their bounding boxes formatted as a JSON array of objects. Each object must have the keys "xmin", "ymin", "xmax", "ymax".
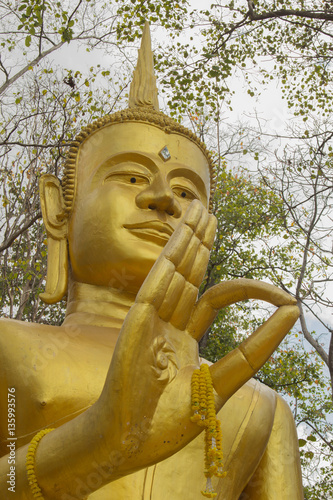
[{"xmin": 135, "ymin": 176, "xmax": 181, "ymax": 218}]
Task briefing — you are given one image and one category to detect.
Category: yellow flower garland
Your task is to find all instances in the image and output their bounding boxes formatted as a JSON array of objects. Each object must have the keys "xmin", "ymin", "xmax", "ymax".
[
  {"xmin": 191, "ymin": 364, "xmax": 227, "ymax": 498},
  {"xmin": 26, "ymin": 428, "xmax": 54, "ymax": 499}
]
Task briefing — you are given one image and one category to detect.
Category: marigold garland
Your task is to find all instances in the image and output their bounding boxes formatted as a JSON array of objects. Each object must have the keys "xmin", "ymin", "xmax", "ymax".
[
  {"xmin": 26, "ymin": 428, "xmax": 54, "ymax": 499},
  {"xmin": 191, "ymin": 364, "xmax": 227, "ymax": 498}
]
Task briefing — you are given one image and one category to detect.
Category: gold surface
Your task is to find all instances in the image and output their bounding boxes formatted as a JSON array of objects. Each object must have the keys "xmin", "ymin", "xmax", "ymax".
[
  {"xmin": 0, "ymin": 23, "xmax": 303, "ymax": 500},
  {"xmin": 128, "ymin": 21, "xmax": 159, "ymax": 110}
]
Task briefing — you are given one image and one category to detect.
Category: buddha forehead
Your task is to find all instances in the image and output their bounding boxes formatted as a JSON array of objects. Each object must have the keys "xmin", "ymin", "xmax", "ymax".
[{"xmin": 75, "ymin": 121, "xmax": 211, "ymax": 194}]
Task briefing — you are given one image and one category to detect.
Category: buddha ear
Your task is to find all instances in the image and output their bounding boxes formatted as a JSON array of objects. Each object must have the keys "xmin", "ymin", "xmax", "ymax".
[{"xmin": 39, "ymin": 174, "xmax": 68, "ymax": 304}]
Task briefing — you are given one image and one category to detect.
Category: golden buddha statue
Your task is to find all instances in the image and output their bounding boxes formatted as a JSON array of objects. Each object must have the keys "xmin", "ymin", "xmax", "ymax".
[{"xmin": 0, "ymin": 23, "xmax": 303, "ymax": 500}]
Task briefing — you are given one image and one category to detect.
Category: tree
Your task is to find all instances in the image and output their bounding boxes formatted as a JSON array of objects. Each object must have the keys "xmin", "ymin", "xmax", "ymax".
[
  {"xmin": 166, "ymin": 19, "xmax": 333, "ymax": 489},
  {"xmin": 258, "ymin": 120, "xmax": 333, "ymax": 382}
]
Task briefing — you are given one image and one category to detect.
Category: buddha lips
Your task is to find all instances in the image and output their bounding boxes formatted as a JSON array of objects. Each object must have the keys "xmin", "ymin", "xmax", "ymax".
[{"xmin": 191, "ymin": 364, "xmax": 227, "ymax": 498}]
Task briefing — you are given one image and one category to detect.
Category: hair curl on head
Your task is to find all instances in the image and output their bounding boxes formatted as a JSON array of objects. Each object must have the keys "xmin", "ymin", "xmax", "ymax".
[{"xmin": 62, "ymin": 107, "xmax": 217, "ymax": 216}]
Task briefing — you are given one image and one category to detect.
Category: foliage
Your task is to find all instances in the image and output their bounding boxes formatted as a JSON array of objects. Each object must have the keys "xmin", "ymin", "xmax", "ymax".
[
  {"xmin": 157, "ymin": 0, "xmax": 333, "ymax": 121},
  {"xmin": 258, "ymin": 120, "xmax": 333, "ymax": 386}
]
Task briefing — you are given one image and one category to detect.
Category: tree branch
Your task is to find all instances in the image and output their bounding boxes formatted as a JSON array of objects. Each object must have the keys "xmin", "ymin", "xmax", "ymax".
[
  {"xmin": 249, "ymin": 9, "xmax": 333, "ymax": 22},
  {"xmin": 0, "ymin": 41, "xmax": 65, "ymax": 96},
  {"xmin": 300, "ymin": 420, "xmax": 333, "ymax": 453},
  {"xmin": 298, "ymin": 300, "xmax": 329, "ymax": 365},
  {"xmin": 0, "ymin": 212, "xmax": 42, "ymax": 253}
]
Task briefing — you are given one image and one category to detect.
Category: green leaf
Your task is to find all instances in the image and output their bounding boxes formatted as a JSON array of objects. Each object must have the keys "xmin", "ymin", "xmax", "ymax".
[{"xmin": 307, "ymin": 435, "xmax": 316, "ymax": 442}]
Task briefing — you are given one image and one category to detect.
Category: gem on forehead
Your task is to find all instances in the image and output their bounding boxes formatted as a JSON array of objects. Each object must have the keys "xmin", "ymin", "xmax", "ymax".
[{"xmin": 159, "ymin": 146, "xmax": 171, "ymax": 162}]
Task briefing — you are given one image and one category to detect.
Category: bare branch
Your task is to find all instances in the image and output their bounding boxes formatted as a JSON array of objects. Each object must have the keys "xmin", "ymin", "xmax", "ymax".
[
  {"xmin": 249, "ymin": 8, "xmax": 333, "ymax": 23},
  {"xmin": 298, "ymin": 300, "xmax": 329, "ymax": 365},
  {"xmin": 300, "ymin": 420, "xmax": 333, "ymax": 453},
  {"xmin": 0, "ymin": 212, "xmax": 42, "ymax": 253},
  {"xmin": 0, "ymin": 41, "xmax": 65, "ymax": 96}
]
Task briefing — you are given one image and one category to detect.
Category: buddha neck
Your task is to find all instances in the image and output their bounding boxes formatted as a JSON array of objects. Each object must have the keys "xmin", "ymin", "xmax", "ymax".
[{"xmin": 63, "ymin": 281, "xmax": 136, "ymax": 329}]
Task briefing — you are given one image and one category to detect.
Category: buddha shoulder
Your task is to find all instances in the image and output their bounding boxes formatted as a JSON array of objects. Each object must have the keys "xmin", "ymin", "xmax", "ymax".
[
  {"xmin": 0, "ymin": 318, "xmax": 112, "ymax": 378},
  {"xmin": 0, "ymin": 318, "xmax": 64, "ymax": 398},
  {"xmin": 0, "ymin": 318, "xmax": 109, "ymax": 453},
  {"xmin": 0, "ymin": 318, "xmax": 93, "ymax": 392},
  {"xmin": 0, "ymin": 317, "xmax": 60, "ymax": 365}
]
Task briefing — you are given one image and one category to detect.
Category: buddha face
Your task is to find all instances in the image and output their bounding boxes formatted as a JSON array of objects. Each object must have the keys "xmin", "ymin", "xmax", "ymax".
[{"xmin": 67, "ymin": 122, "xmax": 210, "ymax": 293}]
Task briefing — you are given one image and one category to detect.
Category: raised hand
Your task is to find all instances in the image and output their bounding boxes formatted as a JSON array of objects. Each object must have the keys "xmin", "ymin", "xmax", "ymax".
[
  {"xmin": 100, "ymin": 199, "xmax": 299, "ymax": 470},
  {"xmin": 100, "ymin": 201, "xmax": 216, "ymax": 461}
]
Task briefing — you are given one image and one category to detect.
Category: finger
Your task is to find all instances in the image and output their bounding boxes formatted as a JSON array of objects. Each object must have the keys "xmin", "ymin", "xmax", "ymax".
[
  {"xmin": 158, "ymin": 272, "xmax": 185, "ymax": 322},
  {"xmin": 210, "ymin": 305, "xmax": 300, "ymax": 404},
  {"xmin": 239, "ymin": 304, "xmax": 300, "ymax": 370},
  {"xmin": 184, "ymin": 199, "xmax": 203, "ymax": 230},
  {"xmin": 182, "ymin": 213, "xmax": 216, "ymax": 287},
  {"xmin": 195, "ymin": 208, "xmax": 209, "ymax": 239},
  {"xmin": 177, "ymin": 234, "xmax": 200, "ymax": 277},
  {"xmin": 173, "ymin": 209, "xmax": 215, "ymax": 282},
  {"xmin": 202, "ymin": 214, "xmax": 217, "ymax": 250},
  {"xmin": 162, "ymin": 200, "xmax": 203, "ymax": 266},
  {"xmin": 164, "ymin": 208, "xmax": 215, "ymax": 326},
  {"xmin": 169, "ymin": 281, "xmax": 199, "ymax": 330},
  {"xmin": 136, "ymin": 258, "xmax": 175, "ymax": 308},
  {"xmin": 159, "ymin": 241, "xmax": 208, "ymax": 323},
  {"xmin": 163, "ymin": 223, "xmax": 193, "ymax": 267},
  {"xmin": 187, "ymin": 279, "xmax": 297, "ymax": 340},
  {"xmin": 187, "ymin": 244, "xmax": 210, "ymax": 287},
  {"xmin": 136, "ymin": 201, "xmax": 211, "ymax": 317}
]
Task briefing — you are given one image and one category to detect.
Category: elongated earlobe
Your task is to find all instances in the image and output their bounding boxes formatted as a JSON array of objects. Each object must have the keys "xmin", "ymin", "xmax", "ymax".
[
  {"xmin": 39, "ymin": 174, "xmax": 68, "ymax": 304},
  {"xmin": 39, "ymin": 237, "xmax": 68, "ymax": 304}
]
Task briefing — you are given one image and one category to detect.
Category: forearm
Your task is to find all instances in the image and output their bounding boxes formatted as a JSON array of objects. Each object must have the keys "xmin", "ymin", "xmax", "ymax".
[{"xmin": 0, "ymin": 402, "xmax": 120, "ymax": 499}]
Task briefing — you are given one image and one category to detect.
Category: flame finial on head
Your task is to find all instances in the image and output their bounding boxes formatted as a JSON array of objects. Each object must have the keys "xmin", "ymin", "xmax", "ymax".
[{"xmin": 128, "ymin": 21, "xmax": 159, "ymax": 110}]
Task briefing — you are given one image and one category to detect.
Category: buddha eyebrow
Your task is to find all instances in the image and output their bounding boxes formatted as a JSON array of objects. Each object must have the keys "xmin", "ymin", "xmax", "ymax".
[
  {"xmin": 105, "ymin": 162, "xmax": 152, "ymax": 175},
  {"xmin": 101, "ymin": 153, "xmax": 158, "ymax": 174}
]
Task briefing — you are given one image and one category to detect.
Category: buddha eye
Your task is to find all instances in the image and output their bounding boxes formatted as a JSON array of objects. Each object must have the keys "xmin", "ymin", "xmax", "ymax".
[
  {"xmin": 128, "ymin": 175, "xmax": 150, "ymax": 185},
  {"xmin": 172, "ymin": 186, "xmax": 198, "ymax": 201},
  {"xmin": 104, "ymin": 172, "xmax": 150, "ymax": 185}
]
